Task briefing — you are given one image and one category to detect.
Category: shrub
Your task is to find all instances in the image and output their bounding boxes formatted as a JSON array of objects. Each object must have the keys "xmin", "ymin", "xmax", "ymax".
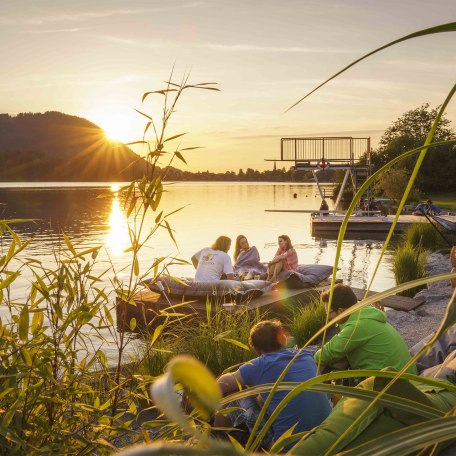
[
  {"xmin": 287, "ymin": 298, "xmax": 327, "ymax": 346},
  {"xmin": 392, "ymin": 244, "xmax": 428, "ymax": 297},
  {"xmin": 404, "ymin": 222, "xmax": 448, "ymax": 251}
]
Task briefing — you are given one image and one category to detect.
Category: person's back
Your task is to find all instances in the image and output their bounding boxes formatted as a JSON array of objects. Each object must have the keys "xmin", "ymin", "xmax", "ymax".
[
  {"xmin": 194, "ymin": 247, "xmax": 232, "ymax": 281},
  {"xmin": 315, "ymin": 285, "xmax": 416, "ymax": 374},
  {"xmin": 317, "ymin": 307, "xmax": 416, "ymax": 373},
  {"xmin": 239, "ymin": 349, "xmax": 332, "ymax": 439}
]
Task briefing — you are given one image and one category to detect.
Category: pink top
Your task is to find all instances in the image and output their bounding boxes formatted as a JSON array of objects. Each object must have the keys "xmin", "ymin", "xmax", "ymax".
[{"xmin": 275, "ymin": 247, "xmax": 299, "ymax": 271}]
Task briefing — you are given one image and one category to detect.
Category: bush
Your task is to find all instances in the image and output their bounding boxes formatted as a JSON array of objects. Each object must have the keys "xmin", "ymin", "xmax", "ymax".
[
  {"xmin": 392, "ymin": 244, "xmax": 428, "ymax": 297},
  {"xmin": 287, "ymin": 298, "xmax": 327, "ymax": 347},
  {"xmin": 404, "ymin": 223, "xmax": 447, "ymax": 251}
]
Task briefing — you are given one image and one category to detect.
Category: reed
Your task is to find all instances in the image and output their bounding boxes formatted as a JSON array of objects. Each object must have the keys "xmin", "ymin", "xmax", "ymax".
[
  {"xmin": 404, "ymin": 222, "xmax": 447, "ymax": 251},
  {"xmin": 392, "ymin": 244, "xmax": 428, "ymax": 297}
]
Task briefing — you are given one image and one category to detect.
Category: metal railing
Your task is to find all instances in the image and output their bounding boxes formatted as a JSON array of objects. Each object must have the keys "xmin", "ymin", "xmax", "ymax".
[{"xmin": 280, "ymin": 137, "xmax": 370, "ymax": 164}]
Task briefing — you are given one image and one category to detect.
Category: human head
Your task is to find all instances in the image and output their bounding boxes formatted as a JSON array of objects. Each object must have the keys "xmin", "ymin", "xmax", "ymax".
[
  {"xmin": 321, "ymin": 284, "xmax": 358, "ymax": 312},
  {"xmin": 233, "ymin": 235, "xmax": 249, "ymax": 261},
  {"xmin": 211, "ymin": 235, "xmax": 231, "ymax": 253},
  {"xmin": 248, "ymin": 320, "xmax": 287, "ymax": 354},
  {"xmin": 427, "ymin": 199, "xmax": 432, "ymax": 205},
  {"xmin": 278, "ymin": 234, "xmax": 292, "ymax": 250}
]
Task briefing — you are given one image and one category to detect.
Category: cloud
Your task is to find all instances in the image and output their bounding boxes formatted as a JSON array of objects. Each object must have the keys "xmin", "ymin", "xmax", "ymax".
[
  {"xmin": 0, "ymin": 2, "xmax": 203, "ymax": 26},
  {"xmin": 202, "ymin": 43, "xmax": 358, "ymax": 53},
  {"xmin": 25, "ymin": 27, "xmax": 83, "ymax": 34}
]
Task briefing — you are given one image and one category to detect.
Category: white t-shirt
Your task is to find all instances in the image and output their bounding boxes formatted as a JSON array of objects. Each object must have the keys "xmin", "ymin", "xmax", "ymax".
[{"xmin": 193, "ymin": 247, "xmax": 233, "ymax": 281}]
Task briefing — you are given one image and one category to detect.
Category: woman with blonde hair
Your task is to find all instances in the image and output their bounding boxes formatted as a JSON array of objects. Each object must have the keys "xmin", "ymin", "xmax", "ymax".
[
  {"xmin": 267, "ymin": 235, "xmax": 298, "ymax": 282},
  {"xmin": 233, "ymin": 235, "xmax": 267, "ymax": 280},
  {"xmin": 191, "ymin": 235, "xmax": 234, "ymax": 281}
]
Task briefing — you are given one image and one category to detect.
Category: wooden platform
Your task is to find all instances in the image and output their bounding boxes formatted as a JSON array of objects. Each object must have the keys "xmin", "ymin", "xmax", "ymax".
[
  {"xmin": 116, "ymin": 282, "xmax": 423, "ymax": 332},
  {"xmin": 311, "ymin": 214, "xmax": 429, "ymax": 236}
]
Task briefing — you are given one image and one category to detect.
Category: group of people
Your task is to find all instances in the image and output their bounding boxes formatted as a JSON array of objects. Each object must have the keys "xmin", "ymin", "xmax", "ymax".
[
  {"xmin": 413, "ymin": 199, "xmax": 442, "ymax": 216},
  {"xmin": 213, "ymin": 284, "xmax": 454, "ymax": 452},
  {"xmin": 191, "ymin": 234, "xmax": 299, "ymax": 283}
]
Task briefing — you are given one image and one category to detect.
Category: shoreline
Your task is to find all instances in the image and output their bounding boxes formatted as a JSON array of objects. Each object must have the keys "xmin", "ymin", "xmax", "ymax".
[{"xmin": 387, "ymin": 251, "xmax": 454, "ymax": 348}]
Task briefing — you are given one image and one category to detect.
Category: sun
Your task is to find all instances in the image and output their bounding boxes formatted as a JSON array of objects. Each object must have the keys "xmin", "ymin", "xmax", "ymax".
[{"xmin": 85, "ymin": 108, "xmax": 138, "ymax": 143}]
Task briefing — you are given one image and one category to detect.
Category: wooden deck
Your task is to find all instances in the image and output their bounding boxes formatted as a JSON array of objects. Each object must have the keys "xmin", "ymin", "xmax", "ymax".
[
  {"xmin": 116, "ymin": 281, "xmax": 424, "ymax": 332},
  {"xmin": 311, "ymin": 214, "xmax": 429, "ymax": 235}
]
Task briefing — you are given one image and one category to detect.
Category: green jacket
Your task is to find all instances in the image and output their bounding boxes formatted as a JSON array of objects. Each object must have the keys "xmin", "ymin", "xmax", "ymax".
[{"xmin": 314, "ymin": 307, "xmax": 417, "ymax": 374}]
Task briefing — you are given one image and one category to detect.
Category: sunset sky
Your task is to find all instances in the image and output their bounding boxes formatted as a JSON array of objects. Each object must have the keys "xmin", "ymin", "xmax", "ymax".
[{"xmin": 1, "ymin": 1, "xmax": 455, "ymax": 172}]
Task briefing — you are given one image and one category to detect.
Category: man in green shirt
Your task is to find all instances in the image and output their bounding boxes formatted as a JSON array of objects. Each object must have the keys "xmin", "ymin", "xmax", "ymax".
[{"xmin": 315, "ymin": 284, "xmax": 417, "ymax": 374}]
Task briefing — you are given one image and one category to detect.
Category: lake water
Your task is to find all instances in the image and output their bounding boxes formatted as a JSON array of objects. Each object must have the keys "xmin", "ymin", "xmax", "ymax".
[{"xmin": 0, "ymin": 182, "xmax": 395, "ymax": 359}]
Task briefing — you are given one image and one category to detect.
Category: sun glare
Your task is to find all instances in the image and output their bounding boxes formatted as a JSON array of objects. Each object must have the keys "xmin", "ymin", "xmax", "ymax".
[
  {"xmin": 107, "ymin": 195, "xmax": 129, "ymax": 256},
  {"xmin": 86, "ymin": 109, "xmax": 137, "ymax": 143}
]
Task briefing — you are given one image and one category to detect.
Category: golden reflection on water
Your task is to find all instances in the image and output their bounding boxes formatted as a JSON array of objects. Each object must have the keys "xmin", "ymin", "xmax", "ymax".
[{"xmin": 107, "ymin": 186, "xmax": 129, "ymax": 256}]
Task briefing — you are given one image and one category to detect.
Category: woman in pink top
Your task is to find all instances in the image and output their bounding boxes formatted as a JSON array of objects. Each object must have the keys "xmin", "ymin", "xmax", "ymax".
[{"xmin": 267, "ymin": 234, "xmax": 298, "ymax": 282}]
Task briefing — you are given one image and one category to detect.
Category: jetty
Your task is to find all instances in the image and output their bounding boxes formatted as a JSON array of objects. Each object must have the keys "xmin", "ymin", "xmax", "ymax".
[{"xmin": 116, "ymin": 281, "xmax": 424, "ymax": 332}]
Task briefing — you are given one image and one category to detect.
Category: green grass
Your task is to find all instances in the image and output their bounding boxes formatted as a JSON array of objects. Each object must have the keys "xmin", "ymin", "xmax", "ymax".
[
  {"xmin": 286, "ymin": 298, "xmax": 327, "ymax": 347},
  {"xmin": 392, "ymin": 244, "xmax": 428, "ymax": 297},
  {"xmin": 403, "ymin": 223, "xmax": 448, "ymax": 251}
]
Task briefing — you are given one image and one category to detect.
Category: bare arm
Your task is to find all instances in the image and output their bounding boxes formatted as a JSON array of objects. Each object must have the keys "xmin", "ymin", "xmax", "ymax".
[{"xmin": 217, "ymin": 370, "xmax": 245, "ymax": 396}]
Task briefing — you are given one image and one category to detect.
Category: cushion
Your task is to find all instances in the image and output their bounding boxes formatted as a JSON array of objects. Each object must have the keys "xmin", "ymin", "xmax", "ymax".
[
  {"xmin": 277, "ymin": 264, "xmax": 334, "ymax": 289},
  {"xmin": 143, "ymin": 277, "xmax": 271, "ymax": 302}
]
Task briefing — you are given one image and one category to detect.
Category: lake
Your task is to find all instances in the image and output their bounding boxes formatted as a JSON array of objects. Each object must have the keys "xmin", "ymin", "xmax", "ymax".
[{"xmin": 0, "ymin": 182, "xmax": 395, "ymax": 359}]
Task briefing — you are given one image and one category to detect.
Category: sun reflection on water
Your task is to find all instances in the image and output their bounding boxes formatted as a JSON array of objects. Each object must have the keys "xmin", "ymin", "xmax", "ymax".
[{"xmin": 106, "ymin": 187, "xmax": 129, "ymax": 256}]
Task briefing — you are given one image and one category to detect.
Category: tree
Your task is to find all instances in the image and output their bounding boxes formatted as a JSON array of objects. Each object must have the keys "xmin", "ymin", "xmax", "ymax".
[
  {"xmin": 373, "ymin": 167, "xmax": 420, "ymax": 202},
  {"xmin": 371, "ymin": 104, "xmax": 456, "ymax": 192}
]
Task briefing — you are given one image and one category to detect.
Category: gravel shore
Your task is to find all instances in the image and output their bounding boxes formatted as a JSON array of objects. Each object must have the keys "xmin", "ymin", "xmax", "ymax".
[{"xmin": 387, "ymin": 251, "xmax": 455, "ymax": 348}]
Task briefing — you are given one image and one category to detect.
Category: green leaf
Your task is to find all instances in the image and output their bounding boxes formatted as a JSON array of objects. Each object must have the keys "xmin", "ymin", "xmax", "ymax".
[
  {"xmin": 130, "ymin": 318, "xmax": 137, "ymax": 331},
  {"xmin": 286, "ymin": 21, "xmax": 456, "ymax": 112},
  {"xmin": 62, "ymin": 232, "xmax": 77, "ymax": 256},
  {"xmin": 133, "ymin": 256, "xmax": 139, "ymax": 276},
  {"xmin": 341, "ymin": 417, "xmax": 456, "ymax": 456},
  {"xmin": 19, "ymin": 305, "xmax": 29, "ymax": 341},
  {"xmin": 0, "ymin": 271, "xmax": 20, "ymax": 289},
  {"xmin": 20, "ymin": 348, "xmax": 32, "ymax": 367}
]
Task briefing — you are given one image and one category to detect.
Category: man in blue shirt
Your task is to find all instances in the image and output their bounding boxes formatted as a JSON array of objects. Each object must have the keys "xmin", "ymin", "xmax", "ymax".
[{"xmin": 215, "ymin": 320, "xmax": 332, "ymax": 450}]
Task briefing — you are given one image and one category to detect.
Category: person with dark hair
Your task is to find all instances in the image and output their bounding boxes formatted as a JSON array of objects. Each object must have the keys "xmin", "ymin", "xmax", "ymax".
[
  {"xmin": 215, "ymin": 320, "xmax": 332, "ymax": 450},
  {"xmin": 233, "ymin": 235, "xmax": 267, "ymax": 280},
  {"xmin": 426, "ymin": 199, "xmax": 442, "ymax": 215},
  {"xmin": 267, "ymin": 235, "xmax": 298, "ymax": 282},
  {"xmin": 191, "ymin": 235, "xmax": 234, "ymax": 281},
  {"xmin": 319, "ymin": 199, "xmax": 329, "ymax": 216},
  {"xmin": 315, "ymin": 284, "xmax": 417, "ymax": 374}
]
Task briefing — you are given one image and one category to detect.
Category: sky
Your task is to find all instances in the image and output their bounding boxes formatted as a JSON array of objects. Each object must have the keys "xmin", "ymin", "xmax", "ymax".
[{"xmin": 1, "ymin": 0, "xmax": 455, "ymax": 172}]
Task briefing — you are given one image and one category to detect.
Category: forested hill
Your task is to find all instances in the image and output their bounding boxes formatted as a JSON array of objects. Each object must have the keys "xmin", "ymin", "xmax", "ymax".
[{"xmin": 0, "ymin": 112, "xmax": 147, "ymax": 181}]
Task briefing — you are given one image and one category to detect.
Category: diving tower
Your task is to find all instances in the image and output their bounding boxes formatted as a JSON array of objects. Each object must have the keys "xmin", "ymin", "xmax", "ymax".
[{"xmin": 266, "ymin": 137, "xmax": 372, "ymax": 209}]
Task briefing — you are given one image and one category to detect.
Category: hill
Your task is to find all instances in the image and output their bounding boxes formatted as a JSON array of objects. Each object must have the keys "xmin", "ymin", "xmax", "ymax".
[{"xmin": 0, "ymin": 112, "xmax": 147, "ymax": 181}]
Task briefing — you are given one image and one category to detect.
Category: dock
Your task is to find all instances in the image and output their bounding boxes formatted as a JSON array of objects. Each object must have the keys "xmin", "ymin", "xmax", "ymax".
[
  {"xmin": 116, "ymin": 281, "xmax": 424, "ymax": 332},
  {"xmin": 310, "ymin": 214, "xmax": 456, "ymax": 236}
]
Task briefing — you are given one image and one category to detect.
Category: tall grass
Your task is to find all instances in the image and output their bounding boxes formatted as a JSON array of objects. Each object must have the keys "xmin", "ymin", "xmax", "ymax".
[
  {"xmin": 392, "ymin": 244, "xmax": 428, "ymax": 297},
  {"xmin": 404, "ymin": 222, "xmax": 448, "ymax": 251},
  {"xmin": 287, "ymin": 297, "xmax": 327, "ymax": 347}
]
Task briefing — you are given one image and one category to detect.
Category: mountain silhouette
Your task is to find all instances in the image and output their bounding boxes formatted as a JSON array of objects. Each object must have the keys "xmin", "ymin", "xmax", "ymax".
[{"xmin": 0, "ymin": 112, "xmax": 147, "ymax": 181}]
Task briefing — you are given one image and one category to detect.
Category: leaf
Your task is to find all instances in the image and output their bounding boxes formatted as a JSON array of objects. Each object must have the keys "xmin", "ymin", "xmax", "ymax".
[
  {"xmin": 62, "ymin": 232, "xmax": 76, "ymax": 256},
  {"xmin": 20, "ymin": 348, "xmax": 32, "ymax": 367},
  {"xmin": 0, "ymin": 271, "xmax": 20, "ymax": 289},
  {"xmin": 129, "ymin": 318, "xmax": 137, "ymax": 331},
  {"xmin": 155, "ymin": 211, "xmax": 163, "ymax": 223},
  {"xmin": 19, "ymin": 305, "xmax": 29, "ymax": 341},
  {"xmin": 286, "ymin": 21, "xmax": 456, "ymax": 112},
  {"xmin": 341, "ymin": 417, "xmax": 456, "ymax": 456},
  {"xmin": 164, "ymin": 133, "xmax": 187, "ymax": 143},
  {"xmin": 133, "ymin": 107, "xmax": 152, "ymax": 120},
  {"xmin": 175, "ymin": 151, "xmax": 187, "ymax": 165},
  {"xmin": 142, "ymin": 89, "xmax": 178, "ymax": 103},
  {"xmin": 180, "ymin": 146, "xmax": 203, "ymax": 151},
  {"xmin": 133, "ymin": 256, "xmax": 139, "ymax": 277}
]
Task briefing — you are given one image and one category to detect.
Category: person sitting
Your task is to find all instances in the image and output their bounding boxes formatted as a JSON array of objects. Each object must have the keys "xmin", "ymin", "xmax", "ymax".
[
  {"xmin": 191, "ymin": 235, "xmax": 234, "ymax": 281},
  {"xmin": 233, "ymin": 235, "xmax": 267, "ymax": 280},
  {"xmin": 215, "ymin": 320, "xmax": 332, "ymax": 451},
  {"xmin": 314, "ymin": 284, "xmax": 417, "ymax": 374},
  {"xmin": 426, "ymin": 199, "xmax": 442, "ymax": 215},
  {"xmin": 319, "ymin": 199, "xmax": 329, "ymax": 216},
  {"xmin": 267, "ymin": 235, "xmax": 298, "ymax": 282}
]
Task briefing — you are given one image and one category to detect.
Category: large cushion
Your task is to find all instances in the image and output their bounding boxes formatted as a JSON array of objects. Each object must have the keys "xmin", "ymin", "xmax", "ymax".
[
  {"xmin": 143, "ymin": 277, "xmax": 271, "ymax": 302},
  {"xmin": 277, "ymin": 264, "xmax": 334, "ymax": 289}
]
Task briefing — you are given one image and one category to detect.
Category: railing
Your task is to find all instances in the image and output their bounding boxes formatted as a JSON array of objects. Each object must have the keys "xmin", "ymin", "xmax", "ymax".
[{"xmin": 280, "ymin": 137, "xmax": 370, "ymax": 163}]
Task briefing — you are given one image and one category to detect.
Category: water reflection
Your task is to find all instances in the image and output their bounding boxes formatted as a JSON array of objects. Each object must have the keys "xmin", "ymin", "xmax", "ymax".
[{"xmin": 107, "ymin": 194, "xmax": 129, "ymax": 257}]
